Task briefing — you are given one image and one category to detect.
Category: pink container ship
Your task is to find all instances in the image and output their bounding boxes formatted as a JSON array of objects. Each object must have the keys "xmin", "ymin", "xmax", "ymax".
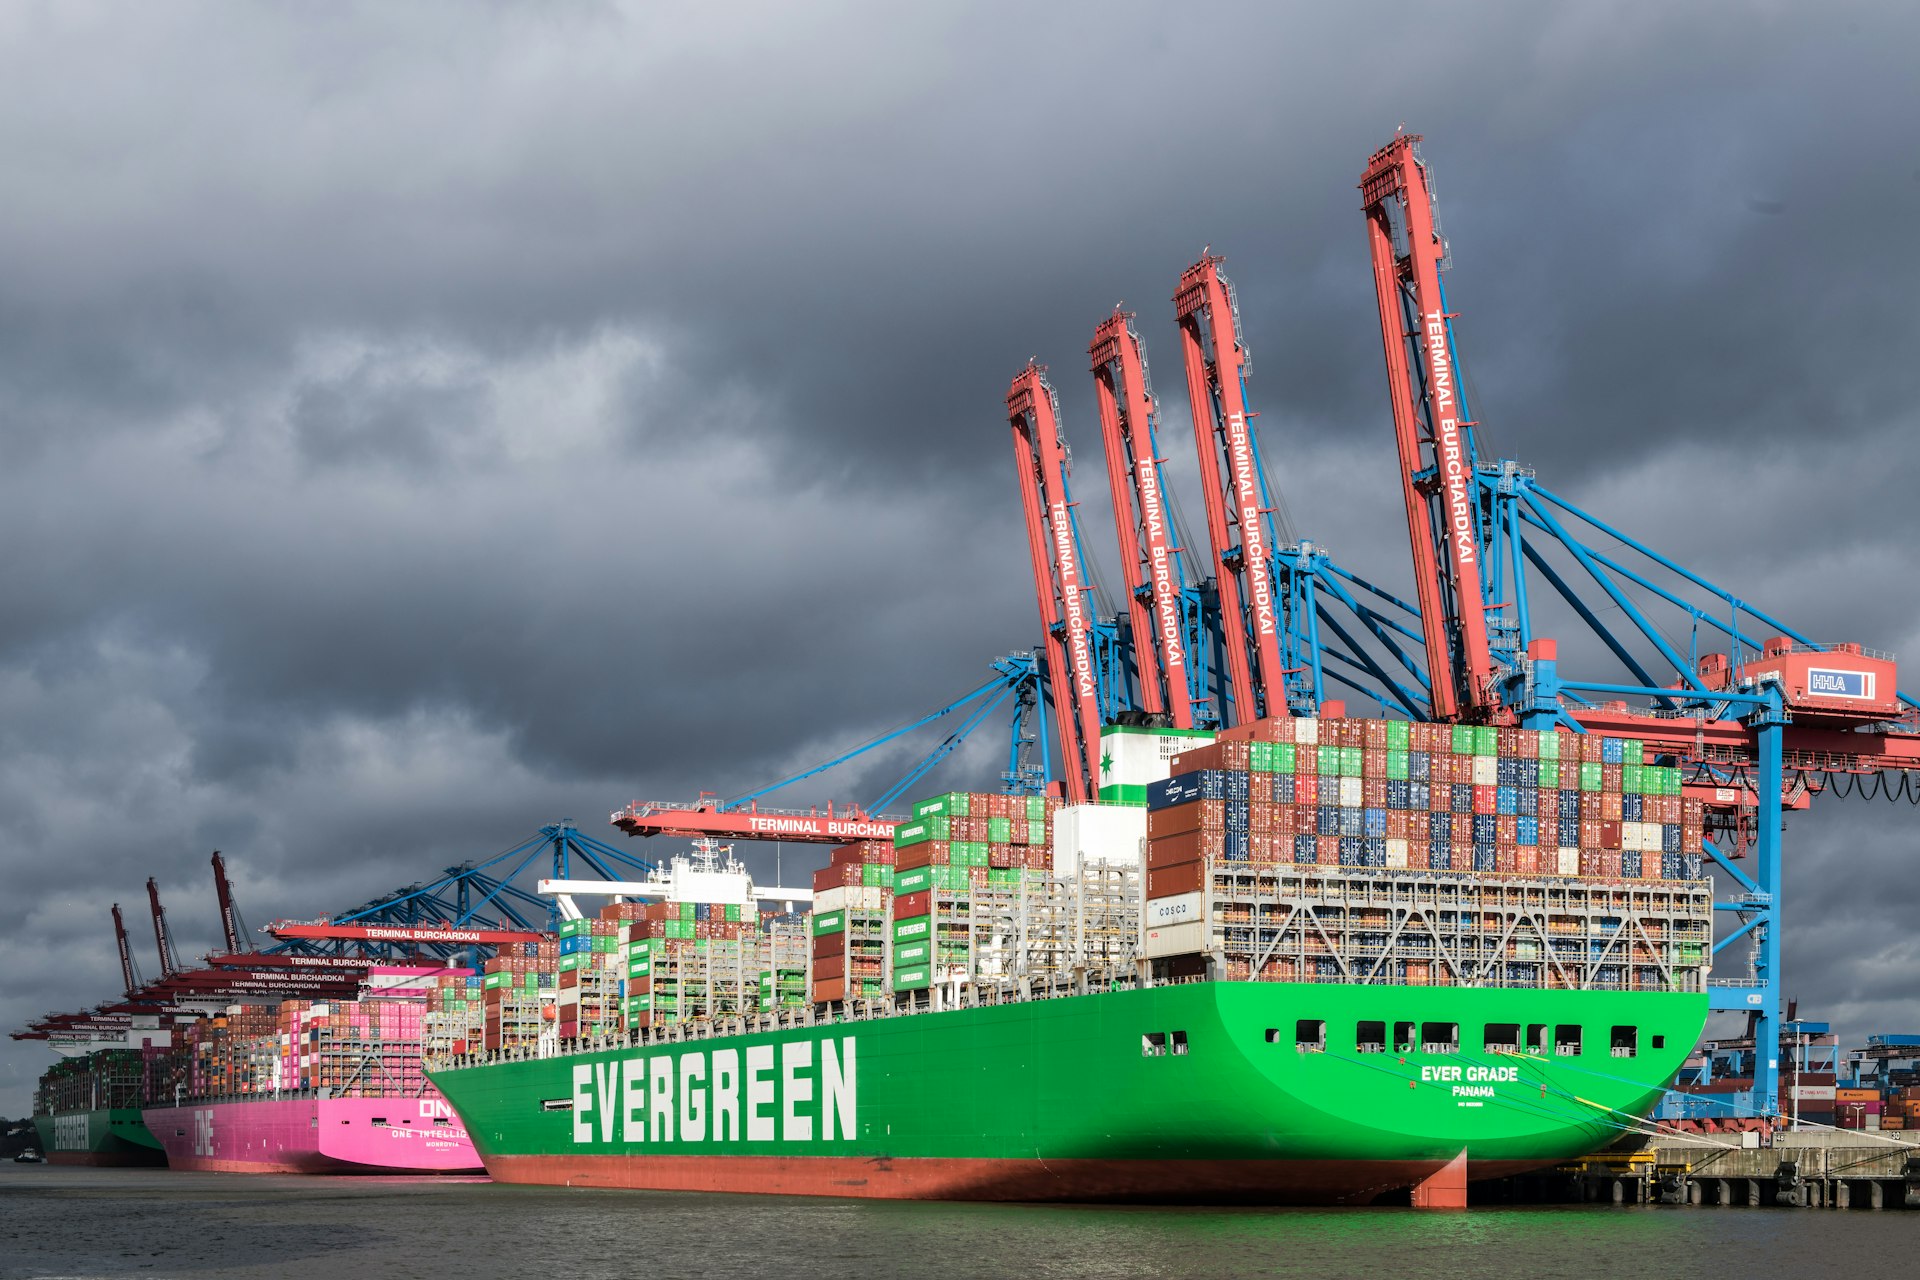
[
  {"xmin": 142, "ymin": 984, "xmax": 483, "ymax": 1175},
  {"xmin": 144, "ymin": 1093, "xmax": 480, "ymax": 1174}
]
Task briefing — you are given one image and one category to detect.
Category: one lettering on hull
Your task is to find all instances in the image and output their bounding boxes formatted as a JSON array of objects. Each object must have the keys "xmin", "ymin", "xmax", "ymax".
[{"xmin": 572, "ymin": 1037, "xmax": 857, "ymax": 1146}]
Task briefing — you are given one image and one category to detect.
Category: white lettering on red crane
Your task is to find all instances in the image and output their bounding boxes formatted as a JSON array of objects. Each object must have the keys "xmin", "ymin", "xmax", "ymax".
[
  {"xmin": 1133, "ymin": 453, "xmax": 1185, "ymax": 673},
  {"xmin": 1049, "ymin": 500, "xmax": 1097, "ymax": 700},
  {"xmin": 1226, "ymin": 411, "xmax": 1276, "ymax": 637},
  {"xmin": 1424, "ymin": 311, "xmax": 1475, "ymax": 569}
]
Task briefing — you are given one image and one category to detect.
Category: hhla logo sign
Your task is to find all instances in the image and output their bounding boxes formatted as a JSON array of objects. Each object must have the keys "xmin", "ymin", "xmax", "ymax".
[{"xmin": 571, "ymin": 1037, "xmax": 856, "ymax": 1145}]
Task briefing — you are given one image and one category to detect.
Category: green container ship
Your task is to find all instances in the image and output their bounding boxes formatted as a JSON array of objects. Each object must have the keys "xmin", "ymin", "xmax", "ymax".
[
  {"xmin": 431, "ymin": 980, "xmax": 1702, "ymax": 1203},
  {"xmin": 32, "ymin": 1050, "xmax": 169, "ymax": 1167},
  {"xmin": 432, "ymin": 723, "xmax": 1716, "ymax": 1204}
]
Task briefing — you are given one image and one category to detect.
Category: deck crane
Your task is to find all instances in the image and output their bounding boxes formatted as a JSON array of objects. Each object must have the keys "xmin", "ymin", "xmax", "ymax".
[
  {"xmin": 1006, "ymin": 361, "xmax": 1124, "ymax": 801},
  {"xmin": 1089, "ymin": 309, "xmax": 1212, "ymax": 728},
  {"xmin": 111, "ymin": 904, "xmax": 142, "ymax": 998},
  {"xmin": 1359, "ymin": 134, "xmax": 1498, "ymax": 721},
  {"xmin": 1173, "ymin": 254, "xmax": 1291, "ymax": 723},
  {"xmin": 145, "ymin": 877, "xmax": 181, "ymax": 980},
  {"xmin": 1349, "ymin": 131, "xmax": 1920, "ymax": 1119}
]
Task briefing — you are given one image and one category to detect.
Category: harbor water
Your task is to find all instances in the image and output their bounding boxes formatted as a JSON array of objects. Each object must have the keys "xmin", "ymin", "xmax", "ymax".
[{"xmin": 5, "ymin": 1164, "xmax": 1918, "ymax": 1279}]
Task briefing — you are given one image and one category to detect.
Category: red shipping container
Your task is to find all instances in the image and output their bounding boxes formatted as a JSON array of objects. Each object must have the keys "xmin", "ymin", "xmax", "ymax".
[
  {"xmin": 811, "ymin": 932, "xmax": 840, "ymax": 960},
  {"xmin": 1495, "ymin": 848, "xmax": 1518, "ymax": 874},
  {"xmin": 1363, "ymin": 749, "xmax": 1388, "ymax": 777},
  {"xmin": 1410, "ymin": 811, "xmax": 1432, "ymax": 841},
  {"xmin": 1582, "ymin": 735, "xmax": 1606, "ymax": 764},
  {"xmin": 1318, "ymin": 835, "xmax": 1341, "ymax": 864},
  {"xmin": 1149, "ymin": 830, "xmax": 1217, "ymax": 869},
  {"xmin": 813, "ymin": 952, "xmax": 847, "ymax": 981},
  {"xmin": 1474, "ymin": 785, "xmax": 1497, "ymax": 815},
  {"xmin": 1294, "ymin": 774, "xmax": 1319, "ymax": 806},
  {"xmin": 1294, "ymin": 744, "xmax": 1317, "ymax": 775},
  {"xmin": 811, "ymin": 977, "xmax": 847, "ymax": 1004},
  {"xmin": 831, "ymin": 844, "xmax": 864, "ymax": 866},
  {"xmin": 1536, "ymin": 790, "xmax": 1558, "ymax": 823},
  {"xmin": 1515, "ymin": 847, "xmax": 1541, "ymax": 876},
  {"xmin": 1599, "ymin": 820, "xmax": 1623, "ymax": 849},
  {"xmin": 1148, "ymin": 801, "xmax": 1229, "ymax": 838},
  {"xmin": 1386, "ymin": 811, "xmax": 1410, "ymax": 839},
  {"xmin": 1272, "ymin": 803, "xmax": 1297, "ymax": 837},
  {"xmin": 893, "ymin": 890, "xmax": 931, "ymax": 919},
  {"xmin": 1495, "ymin": 814, "xmax": 1518, "ymax": 843},
  {"xmin": 1363, "ymin": 777, "xmax": 1389, "ymax": 807},
  {"xmin": 1147, "ymin": 860, "xmax": 1205, "ymax": 898},
  {"xmin": 1363, "ymin": 719, "xmax": 1389, "ymax": 749}
]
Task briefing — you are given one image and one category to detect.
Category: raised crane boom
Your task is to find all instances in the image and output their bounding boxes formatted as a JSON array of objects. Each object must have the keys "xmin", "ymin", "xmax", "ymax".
[
  {"xmin": 1006, "ymin": 361, "xmax": 1104, "ymax": 801},
  {"xmin": 210, "ymin": 850, "xmax": 250, "ymax": 954},
  {"xmin": 145, "ymin": 876, "xmax": 180, "ymax": 980},
  {"xmin": 1359, "ymin": 133, "xmax": 1496, "ymax": 721},
  {"xmin": 111, "ymin": 903, "xmax": 141, "ymax": 997},
  {"xmin": 1090, "ymin": 309, "xmax": 1196, "ymax": 728},
  {"xmin": 1173, "ymin": 254, "xmax": 1288, "ymax": 723}
]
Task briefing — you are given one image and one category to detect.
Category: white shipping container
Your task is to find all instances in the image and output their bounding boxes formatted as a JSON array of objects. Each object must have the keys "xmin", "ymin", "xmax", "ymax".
[
  {"xmin": 1144, "ymin": 890, "xmax": 1203, "ymax": 928},
  {"xmin": 1557, "ymin": 848, "xmax": 1581, "ymax": 876},
  {"xmin": 1339, "ymin": 777, "xmax": 1363, "ymax": 807},
  {"xmin": 1293, "ymin": 717, "xmax": 1319, "ymax": 745},
  {"xmin": 1052, "ymin": 803, "xmax": 1148, "ymax": 876},
  {"xmin": 1472, "ymin": 756, "xmax": 1499, "ymax": 787},
  {"xmin": 813, "ymin": 886, "xmax": 849, "ymax": 915},
  {"xmin": 1143, "ymin": 919, "xmax": 1208, "ymax": 959},
  {"xmin": 1386, "ymin": 838, "xmax": 1409, "ymax": 869}
]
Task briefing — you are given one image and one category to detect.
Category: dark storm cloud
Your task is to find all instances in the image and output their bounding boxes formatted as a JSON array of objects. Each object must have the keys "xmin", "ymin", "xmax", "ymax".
[{"xmin": 4, "ymin": 2, "xmax": 1920, "ymax": 1109}]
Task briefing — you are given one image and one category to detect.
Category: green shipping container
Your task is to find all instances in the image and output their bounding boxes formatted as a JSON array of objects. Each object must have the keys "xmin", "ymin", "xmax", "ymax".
[
  {"xmin": 1537, "ymin": 730, "xmax": 1560, "ymax": 760},
  {"xmin": 1249, "ymin": 741, "xmax": 1274, "ymax": 773},
  {"xmin": 1538, "ymin": 760, "xmax": 1560, "ymax": 790},
  {"xmin": 1026, "ymin": 796, "xmax": 1048, "ymax": 823},
  {"xmin": 1474, "ymin": 725, "xmax": 1498, "ymax": 756},
  {"xmin": 726, "ymin": 904, "xmax": 743, "ymax": 922},
  {"xmin": 483, "ymin": 972, "xmax": 508, "ymax": 989},
  {"xmin": 1341, "ymin": 747, "xmax": 1363, "ymax": 777},
  {"xmin": 1621, "ymin": 763, "xmax": 1643, "ymax": 793},
  {"xmin": 559, "ymin": 954, "xmax": 587, "ymax": 972},
  {"xmin": 627, "ymin": 959, "xmax": 651, "ymax": 979},
  {"xmin": 679, "ymin": 903, "xmax": 695, "ymax": 922},
  {"xmin": 893, "ymin": 940, "xmax": 932, "ymax": 968},
  {"xmin": 1386, "ymin": 750, "xmax": 1409, "ymax": 781},
  {"xmin": 559, "ymin": 917, "xmax": 592, "ymax": 939},
  {"xmin": 893, "ymin": 965, "xmax": 932, "ymax": 991},
  {"xmin": 1580, "ymin": 762, "xmax": 1603, "ymax": 792},
  {"xmin": 893, "ymin": 915, "xmax": 932, "ymax": 944},
  {"xmin": 862, "ymin": 863, "xmax": 893, "ymax": 888},
  {"xmin": 893, "ymin": 865, "xmax": 934, "ymax": 896},
  {"xmin": 987, "ymin": 817, "xmax": 1012, "ymax": 843},
  {"xmin": 1622, "ymin": 739, "xmax": 1644, "ymax": 766},
  {"xmin": 813, "ymin": 911, "xmax": 847, "ymax": 936},
  {"xmin": 1385, "ymin": 719, "xmax": 1411, "ymax": 750},
  {"xmin": 913, "ymin": 792, "xmax": 972, "ymax": 819},
  {"xmin": 1319, "ymin": 748, "xmax": 1339, "ymax": 777},
  {"xmin": 1452, "ymin": 725, "xmax": 1475, "ymax": 754},
  {"xmin": 1272, "ymin": 743, "xmax": 1296, "ymax": 774}
]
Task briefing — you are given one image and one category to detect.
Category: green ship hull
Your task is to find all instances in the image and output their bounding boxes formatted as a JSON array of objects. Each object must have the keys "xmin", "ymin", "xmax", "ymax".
[
  {"xmin": 32, "ymin": 1107, "xmax": 168, "ymax": 1167},
  {"xmin": 431, "ymin": 980, "xmax": 1703, "ymax": 1203}
]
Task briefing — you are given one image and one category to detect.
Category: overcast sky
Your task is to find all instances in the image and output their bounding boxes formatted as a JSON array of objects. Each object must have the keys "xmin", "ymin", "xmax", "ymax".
[{"xmin": 4, "ymin": 2, "xmax": 1917, "ymax": 1113}]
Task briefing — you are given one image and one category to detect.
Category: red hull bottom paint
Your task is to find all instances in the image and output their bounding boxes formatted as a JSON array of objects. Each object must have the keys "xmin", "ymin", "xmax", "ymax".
[{"xmin": 486, "ymin": 1153, "xmax": 1473, "ymax": 1205}]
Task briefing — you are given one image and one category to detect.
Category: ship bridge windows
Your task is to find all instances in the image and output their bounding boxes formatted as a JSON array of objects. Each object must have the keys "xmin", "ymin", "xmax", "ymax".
[
  {"xmin": 1554, "ymin": 1025, "xmax": 1583, "ymax": 1057},
  {"xmin": 1421, "ymin": 1023, "xmax": 1459, "ymax": 1054},
  {"xmin": 1356, "ymin": 1021, "xmax": 1387, "ymax": 1054},
  {"xmin": 1610, "ymin": 1026, "xmax": 1639, "ymax": 1058},
  {"xmin": 1484, "ymin": 1023, "xmax": 1521, "ymax": 1053},
  {"xmin": 1294, "ymin": 1020, "xmax": 1326, "ymax": 1052}
]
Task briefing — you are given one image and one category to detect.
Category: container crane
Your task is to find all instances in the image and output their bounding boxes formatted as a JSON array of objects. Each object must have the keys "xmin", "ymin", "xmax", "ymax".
[
  {"xmin": 1089, "ymin": 309, "xmax": 1212, "ymax": 728},
  {"xmin": 1348, "ymin": 131, "xmax": 1920, "ymax": 1119},
  {"xmin": 111, "ymin": 903, "xmax": 142, "ymax": 998},
  {"xmin": 1359, "ymin": 134, "xmax": 1499, "ymax": 721},
  {"xmin": 1006, "ymin": 361, "xmax": 1121, "ymax": 801},
  {"xmin": 1173, "ymin": 254, "xmax": 1290, "ymax": 722},
  {"xmin": 146, "ymin": 877, "xmax": 181, "ymax": 980},
  {"xmin": 210, "ymin": 850, "xmax": 251, "ymax": 954}
]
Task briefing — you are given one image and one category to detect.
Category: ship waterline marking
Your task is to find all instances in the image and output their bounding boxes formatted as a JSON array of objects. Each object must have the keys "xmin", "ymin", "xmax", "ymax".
[{"xmin": 571, "ymin": 1037, "xmax": 856, "ymax": 1146}]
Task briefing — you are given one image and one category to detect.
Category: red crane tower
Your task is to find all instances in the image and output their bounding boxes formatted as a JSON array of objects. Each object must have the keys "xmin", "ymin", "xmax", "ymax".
[
  {"xmin": 210, "ymin": 850, "xmax": 249, "ymax": 954},
  {"xmin": 1006, "ymin": 361, "xmax": 1103, "ymax": 801},
  {"xmin": 146, "ymin": 876, "xmax": 180, "ymax": 980},
  {"xmin": 1359, "ymin": 133, "xmax": 1496, "ymax": 722},
  {"xmin": 1173, "ymin": 254, "xmax": 1287, "ymax": 723},
  {"xmin": 1090, "ymin": 309, "xmax": 1194, "ymax": 728},
  {"xmin": 110, "ymin": 903, "xmax": 140, "ymax": 998}
]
